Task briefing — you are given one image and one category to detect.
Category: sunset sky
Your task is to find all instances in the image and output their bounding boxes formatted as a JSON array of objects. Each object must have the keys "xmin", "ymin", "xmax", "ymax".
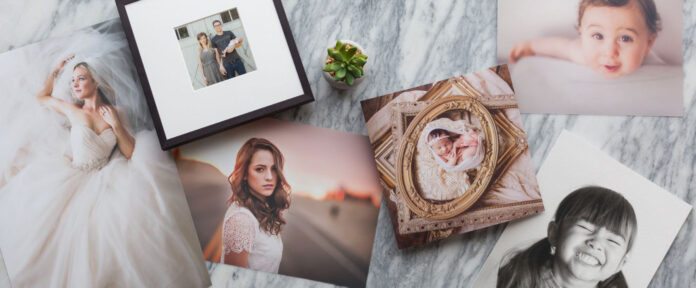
[{"xmin": 178, "ymin": 118, "xmax": 383, "ymax": 205}]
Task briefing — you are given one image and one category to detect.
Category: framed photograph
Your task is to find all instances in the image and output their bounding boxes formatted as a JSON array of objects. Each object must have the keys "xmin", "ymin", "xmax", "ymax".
[
  {"xmin": 360, "ymin": 65, "xmax": 545, "ymax": 249},
  {"xmin": 498, "ymin": 0, "xmax": 683, "ymax": 116},
  {"xmin": 473, "ymin": 131, "xmax": 691, "ymax": 288},
  {"xmin": 116, "ymin": 0, "xmax": 314, "ymax": 149}
]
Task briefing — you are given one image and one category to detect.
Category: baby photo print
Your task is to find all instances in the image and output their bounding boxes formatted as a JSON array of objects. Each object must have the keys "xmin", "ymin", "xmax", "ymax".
[
  {"xmin": 361, "ymin": 65, "xmax": 544, "ymax": 249},
  {"xmin": 498, "ymin": 0, "xmax": 683, "ymax": 116}
]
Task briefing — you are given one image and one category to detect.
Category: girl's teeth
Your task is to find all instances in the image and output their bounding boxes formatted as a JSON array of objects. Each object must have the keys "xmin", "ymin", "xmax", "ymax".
[{"xmin": 578, "ymin": 252, "xmax": 599, "ymax": 265}]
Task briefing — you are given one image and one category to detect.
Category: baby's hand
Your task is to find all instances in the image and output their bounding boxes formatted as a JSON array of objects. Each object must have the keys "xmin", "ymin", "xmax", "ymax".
[
  {"xmin": 509, "ymin": 40, "xmax": 535, "ymax": 64},
  {"xmin": 445, "ymin": 149, "xmax": 457, "ymax": 166}
]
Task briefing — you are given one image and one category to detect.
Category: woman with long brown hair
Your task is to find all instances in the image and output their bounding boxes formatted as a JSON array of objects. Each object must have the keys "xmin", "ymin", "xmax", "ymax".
[
  {"xmin": 221, "ymin": 138, "xmax": 291, "ymax": 273},
  {"xmin": 196, "ymin": 32, "xmax": 225, "ymax": 86}
]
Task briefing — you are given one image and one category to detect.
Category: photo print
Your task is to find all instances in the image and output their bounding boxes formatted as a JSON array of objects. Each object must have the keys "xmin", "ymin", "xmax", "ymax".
[
  {"xmin": 174, "ymin": 7, "xmax": 257, "ymax": 90},
  {"xmin": 173, "ymin": 118, "xmax": 382, "ymax": 287},
  {"xmin": 473, "ymin": 131, "xmax": 691, "ymax": 288},
  {"xmin": 0, "ymin": 19, "xmax": 210, "ymax": 287},
  {"xmin": 360, "ymin": 65, "xmax": 544, "ymax": 249},
  {"xmin": 498, "ymin": 0, "xmax": 683, "ymax": 116}
]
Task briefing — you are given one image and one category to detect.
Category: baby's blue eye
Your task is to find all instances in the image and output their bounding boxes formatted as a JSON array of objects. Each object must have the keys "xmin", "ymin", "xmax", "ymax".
[
  {"xmin": 620, "ymin": 35, "xmax": 633, "ymax": 42},
  {"xmin": 592, "ymin": 33, "xmax": 603, "ymax": 40}
]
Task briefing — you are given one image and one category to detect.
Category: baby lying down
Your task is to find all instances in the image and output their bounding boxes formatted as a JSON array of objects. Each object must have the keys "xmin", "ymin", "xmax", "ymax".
[{"xmin": 415, "ymin": 118, "xmax": 485, "ymax": 201}]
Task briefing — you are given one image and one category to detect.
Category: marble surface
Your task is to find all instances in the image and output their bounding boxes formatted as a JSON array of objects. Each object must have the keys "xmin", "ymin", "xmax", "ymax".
[{"xmin": 1, "ymin": 0, "xmax": 694, "ymax": 287}]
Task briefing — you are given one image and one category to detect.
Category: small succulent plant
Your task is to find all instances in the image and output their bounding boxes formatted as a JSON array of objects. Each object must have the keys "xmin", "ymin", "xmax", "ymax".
[{"xmin": 323, "ymin": 41, "xmax": 367, "ymax": 86}]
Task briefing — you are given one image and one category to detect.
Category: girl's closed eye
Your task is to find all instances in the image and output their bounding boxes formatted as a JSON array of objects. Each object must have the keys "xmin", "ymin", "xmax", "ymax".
[
  {"xmin": 606, "ymin": 233, "xmax": 626, "ymax": 247},
  {"xmin": 576, "ymin": 220, "xmax": 596, "ymax": 232}
]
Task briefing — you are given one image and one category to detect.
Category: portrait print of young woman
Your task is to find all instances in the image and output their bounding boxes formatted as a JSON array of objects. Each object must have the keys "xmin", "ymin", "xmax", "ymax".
[
  {"xmin": 0, "ymin": 20, "xmax": 210, "ymax": 287},
  {"xmin": 174, "ymin": 118, "xmax": 382, "ymax": 287},
  {"xmin": 221, "ymin": 138, "xmax": 290, "ymax": 273}
]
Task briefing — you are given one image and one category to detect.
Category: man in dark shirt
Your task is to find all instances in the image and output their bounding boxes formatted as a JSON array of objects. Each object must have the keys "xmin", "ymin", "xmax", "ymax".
[{"xmin": 211, "ymin": 20, "xmax": 246, "ymax": 79}]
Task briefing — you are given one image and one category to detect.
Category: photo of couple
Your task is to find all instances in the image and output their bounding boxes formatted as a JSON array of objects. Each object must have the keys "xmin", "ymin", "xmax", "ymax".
[{"xmin": 175, "ymin": 8, "xmax": 257, "ymax": 90}]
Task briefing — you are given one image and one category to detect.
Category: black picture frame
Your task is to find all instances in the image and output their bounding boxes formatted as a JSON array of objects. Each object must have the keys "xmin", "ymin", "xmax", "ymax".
[{"xmin": 115, "ymin": 0, "xmax": 314, "ymax": 150}]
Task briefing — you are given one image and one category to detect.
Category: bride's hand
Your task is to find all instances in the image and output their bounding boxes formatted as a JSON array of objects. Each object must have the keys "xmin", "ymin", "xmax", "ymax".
[
  {"xmin": 99, "ymin": 106, "xmax": 121, "ymax": 128},
  {"xmin": 53, "ymin": 55, "xmax": 75, "ymax": 75}
]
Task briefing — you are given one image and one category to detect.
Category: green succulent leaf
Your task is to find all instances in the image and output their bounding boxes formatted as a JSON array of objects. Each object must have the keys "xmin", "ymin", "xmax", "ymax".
[
  {"xmin": 350, "ymin": 57, "xmax": 367, "ymax": 67},
  {"xmin": 334, "ymin": 68, "xmax": 346, "ymax": 81},
  {"xmin": 337, "ymin": 44, "xmax": 349, "ymax": 62},
  {"xmin": 346, "ymin": 47, "xmax": 357, "ymax": 59},
  {"xmin": 334, "ymin": 41, "xmax": 342, "ymax": 50},
  {"xmin": 355, "ymin": 54, "xmax": 367, "ymax": 60},
  {"xmin": 347, "ymin": 65, "xmax": 362, "ymax": 78},
  {"xmin": 345, "ymin": 73, "xmax": 355, "ymax": 85},
  {"xmin": 328, "ymin": 49, "xmax": 342, "ymax": 61},
  {"xmin": 323, "ymin": 62, "xmax": 342, "ymax": 72}
]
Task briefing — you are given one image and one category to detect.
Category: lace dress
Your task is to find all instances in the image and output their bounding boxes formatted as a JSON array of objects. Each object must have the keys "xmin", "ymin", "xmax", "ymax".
[
  {"xmin": 0, "ymin": 125, "xmax": 209, "ymax": 287},
  {"xmin": 221, "ymin": 202, "xmax": 283, "ymax": 273}
]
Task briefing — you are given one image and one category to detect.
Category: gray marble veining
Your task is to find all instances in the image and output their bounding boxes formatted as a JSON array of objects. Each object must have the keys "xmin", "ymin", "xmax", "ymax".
[{"xmin": 1, "ymin": 0, "xmax": 695, "ymax": 287}]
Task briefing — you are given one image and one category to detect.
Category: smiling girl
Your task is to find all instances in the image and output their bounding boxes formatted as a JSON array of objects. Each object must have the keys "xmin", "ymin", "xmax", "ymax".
[{"xmin": 497, "ymin": 186, "xmax": 637, "ymax": 288}]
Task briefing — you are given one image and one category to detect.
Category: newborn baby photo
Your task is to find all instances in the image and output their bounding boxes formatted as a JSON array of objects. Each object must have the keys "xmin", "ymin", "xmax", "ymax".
[
  {"xmin": 426, "ymin": 124, "xmax": 483, "ymax": 171},
  {"xmin": 361, "ymin": 65, "xmax": 544, "ymax": 249},
  {"xmin": 417, "ymin": 113, "xmax": 486, "ymax": 201},
  {"xmin": 498, "ymin": 0, "xmax": 683, "ymax": 116}
]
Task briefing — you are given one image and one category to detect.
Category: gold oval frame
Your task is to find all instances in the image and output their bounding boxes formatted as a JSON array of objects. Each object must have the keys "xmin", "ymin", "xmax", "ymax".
[{"xmin": 396, "ymin": 96, "xmax": 499, "ymax": 220}]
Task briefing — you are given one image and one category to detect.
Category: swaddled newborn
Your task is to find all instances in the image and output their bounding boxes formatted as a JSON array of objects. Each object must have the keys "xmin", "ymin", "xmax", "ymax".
[
  {"xmin": 428, "ymin": 128, "xmax": 482, "ymax": 169},
  {"xmin": 415, "ymin": 118, "xmax": 485, "ymax": 201}
]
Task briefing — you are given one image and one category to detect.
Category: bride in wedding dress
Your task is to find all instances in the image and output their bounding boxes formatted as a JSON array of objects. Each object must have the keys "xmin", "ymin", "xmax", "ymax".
[{"xmin": 0, "ymin": 21, "xmax": 209, "ymax": 287}]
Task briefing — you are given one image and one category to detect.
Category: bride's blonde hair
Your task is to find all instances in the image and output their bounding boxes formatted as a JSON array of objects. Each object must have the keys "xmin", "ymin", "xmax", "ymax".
[{"xmin": 72, "ymin": 62, "xmax": 114, "ymax": 106}]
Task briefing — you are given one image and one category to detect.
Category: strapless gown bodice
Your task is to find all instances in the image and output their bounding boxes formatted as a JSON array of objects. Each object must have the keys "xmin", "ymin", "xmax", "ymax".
[{"xmin": 70, "ymin": 125, "xmax": 117, "ymax": 170}]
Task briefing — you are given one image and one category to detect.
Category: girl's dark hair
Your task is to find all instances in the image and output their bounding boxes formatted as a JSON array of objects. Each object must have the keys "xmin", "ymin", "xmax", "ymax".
[
  {"xmin": 227, "ymin": 138, "xmax": 291, "ymax": 235},
  {"xmin": 578, "ymin": 0, "xmax": 661, "ymax": 34},
  {"xmin": 497, "ymin": 186, "xmax": 637, "ymax": 288},
  {"xmin": 73, "ymin": 62, "xmax": 112, "ymax": 106}
]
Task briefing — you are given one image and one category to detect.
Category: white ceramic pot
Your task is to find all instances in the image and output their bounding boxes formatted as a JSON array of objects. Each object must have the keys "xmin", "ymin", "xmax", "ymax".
[{"xmin": 322, "ymin": 39, "xmax": 368, "ymax": 90}]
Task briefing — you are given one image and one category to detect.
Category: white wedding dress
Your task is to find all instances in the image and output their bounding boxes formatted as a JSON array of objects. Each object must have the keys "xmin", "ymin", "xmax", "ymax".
[
  {"xmin": 221, "ymin": 202, "xmax": 283, "ymax": 273},
  {"xmin": 0, "ymin": 125, "xmax": 209, "ymax": 287}
]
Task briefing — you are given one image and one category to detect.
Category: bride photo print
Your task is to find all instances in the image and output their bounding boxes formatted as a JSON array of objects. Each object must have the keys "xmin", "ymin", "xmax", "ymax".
[{"xmin": 0, "ymin": 19, "xmax": 210, "ymax": 287}]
